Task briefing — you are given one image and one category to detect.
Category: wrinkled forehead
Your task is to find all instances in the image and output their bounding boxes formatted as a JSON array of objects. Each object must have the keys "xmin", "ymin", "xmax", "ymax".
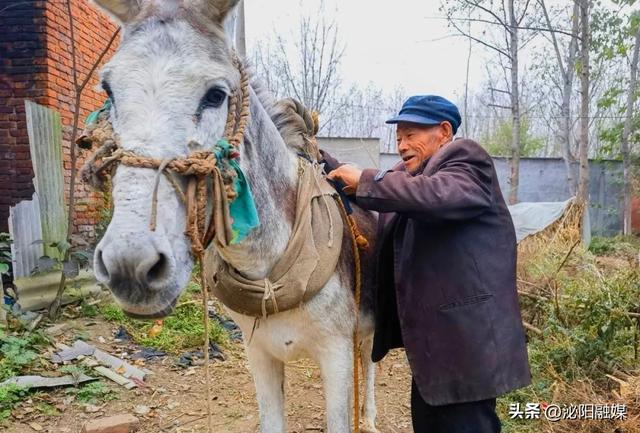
[{"xmin": 101, "ymin": 15, "xmax": 237, "ymax": 89}]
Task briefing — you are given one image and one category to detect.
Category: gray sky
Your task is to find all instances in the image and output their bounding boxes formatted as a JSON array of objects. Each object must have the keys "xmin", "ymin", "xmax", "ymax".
[{"xmin": 244, "ymin": 0, "xmax": 487, "ymax": 102}]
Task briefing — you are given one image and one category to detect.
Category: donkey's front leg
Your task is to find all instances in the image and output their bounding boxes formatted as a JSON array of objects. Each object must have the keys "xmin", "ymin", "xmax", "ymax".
[
  {"xmin": 360, "ymin": 334, "xmax": 379, "ymax": 433},
  {"xmin": 317, "ymin": 337, "xmax": 353, "ymax": 433},
  {"xmin": 246, "ymin": 344, "xmax": 285, "ymax": 433}
]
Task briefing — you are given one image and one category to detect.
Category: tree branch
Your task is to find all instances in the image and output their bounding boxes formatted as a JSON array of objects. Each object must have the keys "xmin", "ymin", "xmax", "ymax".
[
  {"xmin": 449, "ymin": 18, "xmax": 512, "ymax": 59},
  {"xmin": 49, "ymin": 4, "xmax": 120, "ymax": 318},
  {"xmin": 462, "ymin": 0, "xmax": 510, "ymax": 30}
]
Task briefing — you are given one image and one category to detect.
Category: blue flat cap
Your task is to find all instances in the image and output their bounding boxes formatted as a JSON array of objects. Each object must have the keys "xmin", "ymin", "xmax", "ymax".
[{"xmin": 386, "ymin": 95, "xmax": 462, "ymax": 135}]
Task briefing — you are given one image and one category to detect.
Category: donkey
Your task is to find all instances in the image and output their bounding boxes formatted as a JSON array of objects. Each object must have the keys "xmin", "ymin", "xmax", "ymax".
[{"xmin": 91, "ymin": 1, "xmax": 378, "ymax": 432}]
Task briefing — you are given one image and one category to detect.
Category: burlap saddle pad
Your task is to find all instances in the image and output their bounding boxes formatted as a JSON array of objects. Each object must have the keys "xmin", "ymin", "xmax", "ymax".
[{"xmin": 204, "ymin": 159, "xmax": 344, "ymax": 317}]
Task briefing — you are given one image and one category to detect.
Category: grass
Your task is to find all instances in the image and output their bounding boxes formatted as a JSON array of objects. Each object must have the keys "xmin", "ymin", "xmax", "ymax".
[
  {"xmin": 79, "ymin": 301, "xmax": 99, "ymax": 318},
  {"xmin": 0, "ymin": 328, "xmax": 49, "ymax": 382},
  {"xmin": 0, "ymin": 318, "xmax": 120, "ymax": 423},
  {"xmin": 589, "ymin": 234, "xmax": 640, "ymax": 256},
  {"xmin": 100, "ymin": 286, "xmax": 228, "ymax": 354},
  {"xmin": 0, "ymin": 384, "xmax": 27, "ymax": 421},
  {"xmin": 497, "ymin": 234, "xmax": 640, "ymax": 433},
  {"xmin": 68, "ymin": 382, "xmax": 117, "ymax": 405}
]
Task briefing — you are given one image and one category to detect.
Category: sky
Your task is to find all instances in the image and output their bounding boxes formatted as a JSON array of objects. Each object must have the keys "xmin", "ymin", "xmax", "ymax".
[{"xmin": 243, "ymin": 0, "xmax": 487, "ymax": 102}]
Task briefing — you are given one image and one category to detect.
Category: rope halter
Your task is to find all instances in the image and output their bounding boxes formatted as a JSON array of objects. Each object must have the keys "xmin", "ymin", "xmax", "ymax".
[{"xmin": 80, "ymin": 54, "xmax": 250, "ymax": 257}]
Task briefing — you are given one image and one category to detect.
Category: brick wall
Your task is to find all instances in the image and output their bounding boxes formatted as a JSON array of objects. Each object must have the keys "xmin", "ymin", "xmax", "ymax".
[
  {"xmin": 0, "ymin": 1, "xmax": 47, "ymax": 233},
  {"xmin": 0, "ymin": 0, "xmax": 118, "ymax": 241}
]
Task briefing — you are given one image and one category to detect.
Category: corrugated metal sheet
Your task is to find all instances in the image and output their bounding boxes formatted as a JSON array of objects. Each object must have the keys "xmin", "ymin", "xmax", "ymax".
[
  {"xmin": 25, "ymin": 100, "xmax": 67, "ymax": 259},
  {"xmin": 8, "ymin": 193, "xmax": 44, "ymax": 278}
]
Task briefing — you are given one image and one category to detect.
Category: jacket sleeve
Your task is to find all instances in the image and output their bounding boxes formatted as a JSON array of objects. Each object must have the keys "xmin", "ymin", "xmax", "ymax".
[{"xmin": 355, "ymin": 141, "xmax": 494, "ymax": 221}]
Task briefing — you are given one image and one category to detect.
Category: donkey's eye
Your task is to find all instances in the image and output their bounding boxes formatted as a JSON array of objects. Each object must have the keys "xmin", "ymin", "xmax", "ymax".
[{"xmin": 201, "ymin": 87, "xmax": 227, "ymax": 109}]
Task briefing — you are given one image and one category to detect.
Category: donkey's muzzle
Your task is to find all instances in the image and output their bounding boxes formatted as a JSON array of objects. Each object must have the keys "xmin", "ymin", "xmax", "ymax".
[{"xmin": 94, "ymin": 234, "xmax": 176, "ymax": 304}]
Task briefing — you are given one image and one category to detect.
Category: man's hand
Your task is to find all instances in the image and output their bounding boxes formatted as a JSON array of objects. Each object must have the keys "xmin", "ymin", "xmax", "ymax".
[{"xmin": 327, "ymin": 164, "xmax": 363, "ymax": 195}]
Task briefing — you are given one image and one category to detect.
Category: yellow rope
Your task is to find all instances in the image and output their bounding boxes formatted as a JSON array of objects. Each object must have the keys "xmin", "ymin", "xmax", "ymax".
[{"xmin": 334, "ymin": 197, "xmax": 368, "ymax": 433}]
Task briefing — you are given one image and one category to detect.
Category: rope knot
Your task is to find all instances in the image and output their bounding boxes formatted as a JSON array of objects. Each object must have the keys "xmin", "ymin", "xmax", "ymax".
[{"xmin": 181, "ymin": 151, "xmax": 218, "ymax": 177}]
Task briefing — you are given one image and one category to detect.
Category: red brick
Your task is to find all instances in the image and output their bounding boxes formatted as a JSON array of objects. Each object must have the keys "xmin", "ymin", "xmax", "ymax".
[{"xmin": 82, "ymin": 415, "xmax": 139, "ymax": 433}]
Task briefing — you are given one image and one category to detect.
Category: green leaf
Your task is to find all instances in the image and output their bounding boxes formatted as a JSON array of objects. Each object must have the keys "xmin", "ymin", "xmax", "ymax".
[
  {"xmin": 50, "ymin": 241, "xmax": 71, "ymax": 255},
  {"xmin": 0, "ymin": 263, "xmax": 8, "ymax": 275}
]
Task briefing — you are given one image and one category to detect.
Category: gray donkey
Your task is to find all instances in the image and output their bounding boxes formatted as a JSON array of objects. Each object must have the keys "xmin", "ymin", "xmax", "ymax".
[{"xmin": 91, "ymin": 1, "xmax": 379, "ymax": 432}]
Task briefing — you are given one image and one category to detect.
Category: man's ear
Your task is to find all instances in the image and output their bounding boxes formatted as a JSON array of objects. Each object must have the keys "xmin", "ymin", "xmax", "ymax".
[
  {"xmin": 92, "ymin": 0, "xmax": 143, "ymax": 24},
  {"xmin": 440, "ymin": 121, "xmax": 453, "ymax": 141}
]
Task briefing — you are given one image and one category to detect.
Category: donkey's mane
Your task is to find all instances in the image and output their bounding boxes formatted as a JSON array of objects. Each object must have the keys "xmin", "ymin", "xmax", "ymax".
[{"xmin": 247, "ymin": 63, "xmax": 318, "ymax": 157}]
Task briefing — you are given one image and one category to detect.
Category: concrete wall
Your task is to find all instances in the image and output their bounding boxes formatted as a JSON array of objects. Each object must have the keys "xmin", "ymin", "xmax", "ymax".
[
  {"xmin": 380, "ymin": 153, "xmax": 623, "ymax": 235},
  {"xmin": 317, "ymin": 137, "xmax": 380, "ymax": 169}
]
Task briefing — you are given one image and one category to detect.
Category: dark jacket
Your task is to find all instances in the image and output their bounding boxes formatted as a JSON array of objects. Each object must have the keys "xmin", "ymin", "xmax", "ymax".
[{"xmin": 355, "ymin": 138, "xmax": 531, "ymax": 406}]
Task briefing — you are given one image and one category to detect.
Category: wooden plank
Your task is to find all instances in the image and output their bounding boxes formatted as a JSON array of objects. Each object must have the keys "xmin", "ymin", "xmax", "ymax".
[
  {"xmin": 25, "ymin": 100, "xmax": 67, "ymax": 259},
  {"xmin": 8, "ymin": 193, "xmax": 44, "ymax": 278}
]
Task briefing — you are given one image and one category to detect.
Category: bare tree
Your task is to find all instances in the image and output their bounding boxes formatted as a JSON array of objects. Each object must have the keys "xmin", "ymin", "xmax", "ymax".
[
  {"xmin": 577, "ymin": 0, "xmax": 591, "ymax": 204},
  {"xmin": 326, "ymin": 84, "xmax": 385, "ymax": 138},
  {"xmin": 443, "ymin": 0, "xmax": 537, "ymax": 204},
  {"xmin": 251, "ymin": 18, "xmax": 403, "ymax": 142},
  {"xmin": 538, "ymin": 0, "xmax": 580, "ymax": 194},
  {"xmin": 620, "ymin": 17, "xmax": 640, "ymax": 234},
  {"xmin": 272, "ymin": 10, "xmax": 345, "ymax": 133}
]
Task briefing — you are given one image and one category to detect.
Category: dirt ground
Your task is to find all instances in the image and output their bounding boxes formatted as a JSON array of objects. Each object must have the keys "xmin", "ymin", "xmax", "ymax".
[{"xmin": 4, "ymin": 317, "xmax": 414, "ymax": 433}]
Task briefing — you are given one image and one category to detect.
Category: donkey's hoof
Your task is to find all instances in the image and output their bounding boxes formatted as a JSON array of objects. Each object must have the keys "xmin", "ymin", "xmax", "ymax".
[{"xmin": 360, "ymin": 422, "xmax": 380, "ymax": 433}]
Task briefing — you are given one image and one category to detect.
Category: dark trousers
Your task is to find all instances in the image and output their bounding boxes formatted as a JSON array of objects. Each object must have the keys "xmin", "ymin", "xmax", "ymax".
[{"xmin": 411, "ymin": 379, "xmax": 501, "ymax": 433}]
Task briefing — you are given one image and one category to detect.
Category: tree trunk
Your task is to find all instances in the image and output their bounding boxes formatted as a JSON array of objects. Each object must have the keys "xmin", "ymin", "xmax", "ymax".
[
  {"xmin": 577, "ymin": 0, "xmax": 590, "ymax": 204},
  {"xmin": 563, "ymin": 2, "xmax": 580, "ymax": 195},
  {"xmin": 540, "ymin": 0, "xmax": 580, "ymax": 193},
  {"xmin": 508, "ymin": 0, "xmax": 520, "ymax": 205},
  {"xmin": 463, "ymin": 15, "xmax": 472, "ymax": 138},
  {"xmin": 621, "ymin": 21, "xmax": 640, "ymax": 234}
]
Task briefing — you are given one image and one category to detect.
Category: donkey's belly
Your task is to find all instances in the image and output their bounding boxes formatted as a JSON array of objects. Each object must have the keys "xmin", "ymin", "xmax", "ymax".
[{"xmin": 225, "ymin": 275, "xmax": 355, "ymax": 363}]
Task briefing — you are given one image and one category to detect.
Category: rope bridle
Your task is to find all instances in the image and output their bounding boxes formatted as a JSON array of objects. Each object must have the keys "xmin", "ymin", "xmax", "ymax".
[
  {"xmin": 82, "ymin": 54, "xmax": 364, "ymax": 433},
  {"xmin": 84, "ymin": 54, "xmax": 250, "ymax": 258}
]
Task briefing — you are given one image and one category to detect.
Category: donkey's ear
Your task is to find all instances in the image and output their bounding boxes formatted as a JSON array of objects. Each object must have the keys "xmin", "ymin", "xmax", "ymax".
[
  {"xmin": 92, "ymin": 0, "xmax": 143, "ymax": 24},
  {"xmin": 189, "ymin": 0, "xmax": 240, "ymax": 24}
]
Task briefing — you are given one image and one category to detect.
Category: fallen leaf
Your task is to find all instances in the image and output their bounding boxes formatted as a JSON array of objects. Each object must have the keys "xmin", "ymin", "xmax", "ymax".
[{"xmin": 28, "ymin": 422, "xmax": 43, "ymax": 431}]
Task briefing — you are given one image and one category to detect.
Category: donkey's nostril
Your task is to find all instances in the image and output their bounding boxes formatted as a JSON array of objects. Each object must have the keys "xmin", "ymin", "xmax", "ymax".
[
  {"xmin": 148, "ymin": 253, "xmax": 169, "ymax": 285},
  {"xmin": 136, "ymin": 252, "xmax": 172, "ymax": 290}
]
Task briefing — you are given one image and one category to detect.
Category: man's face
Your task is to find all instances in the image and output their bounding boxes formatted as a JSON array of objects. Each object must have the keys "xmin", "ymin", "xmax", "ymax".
[{"xmin": 396, "ymin": 121, "xmax": 452, "ymax": 174}]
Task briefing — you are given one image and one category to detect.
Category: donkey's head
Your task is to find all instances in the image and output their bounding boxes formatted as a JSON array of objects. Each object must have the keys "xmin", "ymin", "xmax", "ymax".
[{"xmin": 92, "ymin": 0, "xmax": 240, "ymax": 317}]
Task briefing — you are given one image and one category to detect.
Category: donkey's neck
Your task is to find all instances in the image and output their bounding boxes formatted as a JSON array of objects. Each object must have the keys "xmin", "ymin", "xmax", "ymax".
[{"xmin": 214, "ymin": 88, "xmax": 298, "ymax": 279}]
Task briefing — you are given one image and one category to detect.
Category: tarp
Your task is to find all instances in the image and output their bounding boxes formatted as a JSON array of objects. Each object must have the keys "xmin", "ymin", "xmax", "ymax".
[{"xmin": 508, "ymin": 198, "xmax": 591, "ymax": 245}]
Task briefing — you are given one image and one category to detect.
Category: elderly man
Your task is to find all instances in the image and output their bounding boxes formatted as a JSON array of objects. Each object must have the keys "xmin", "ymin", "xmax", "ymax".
[{"xmin": 325, "ymin": 95, "xmax": 531, "ymax": 433}]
